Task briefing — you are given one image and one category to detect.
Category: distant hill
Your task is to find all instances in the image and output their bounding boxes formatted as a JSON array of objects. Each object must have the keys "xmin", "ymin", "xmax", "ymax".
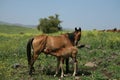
[
  {"xmin": 0, "ymin": 21, "xmax": 36, "ymax": 28},
  {"xmin": 0, "ymin": 24, "xmax": 39, "ymax": 34}
]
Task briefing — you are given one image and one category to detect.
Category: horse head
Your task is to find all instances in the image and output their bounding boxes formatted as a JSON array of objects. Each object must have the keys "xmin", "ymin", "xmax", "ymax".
[{"xmin": 74, "ymin": 27, "xmax": 81, "ymax": 46}]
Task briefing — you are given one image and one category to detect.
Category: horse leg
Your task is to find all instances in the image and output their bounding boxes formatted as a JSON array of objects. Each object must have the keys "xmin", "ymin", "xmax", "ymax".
[
  {"xmin": 72, "ymin": 57, "xmax": 78, "ymax": 76},
  {"xmin": 29, "ymin": 51, "xmax": 39, "ymax": 75},
  {"xmin": 54, "ymin": 57, "xmax": 60, "ymax": 77},
  {"xmin": 65, "ymin": 58, "xmax": 69, "ymax": 73}
]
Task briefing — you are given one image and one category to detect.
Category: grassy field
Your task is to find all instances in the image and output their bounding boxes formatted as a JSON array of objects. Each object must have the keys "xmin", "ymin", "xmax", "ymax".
[{"xmin": 0, "ymin": 24, "xmax": 120, "ymax": 80}]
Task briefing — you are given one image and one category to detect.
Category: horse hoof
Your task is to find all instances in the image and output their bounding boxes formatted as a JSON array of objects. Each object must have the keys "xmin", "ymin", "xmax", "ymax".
[
  {"xmin": 61, "ymin": 75, "xmax": 64, "ymax": 78},
  {"xmin": 73, "ymin": 73, "xmax": 76, "ymax": 76},
  {"xmin": 29, "ymin": 72, "xmax": 32, "ymax": 76},
  {"xmin": 32, "ymin": 67, "xmax": 35, "ymax": 72},
  {"xmin": 54, "ymin": 74, "xmax": 57, "ymax": 77}
]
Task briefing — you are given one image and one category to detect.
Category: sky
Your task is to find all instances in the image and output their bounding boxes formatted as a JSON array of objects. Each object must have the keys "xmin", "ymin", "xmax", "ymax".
[{"xmin": 0, "ymin": 0, "xmax": 120, "ymax": 30}]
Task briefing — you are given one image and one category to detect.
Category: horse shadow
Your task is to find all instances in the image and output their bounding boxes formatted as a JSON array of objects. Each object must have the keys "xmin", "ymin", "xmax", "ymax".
[
  {"xmin": 45, "ymin": 68, "xmax": 92, "ymax": 77},
  {"xmin": 18, "ymin": 65, "xmax": 92, "ymax": 77}
]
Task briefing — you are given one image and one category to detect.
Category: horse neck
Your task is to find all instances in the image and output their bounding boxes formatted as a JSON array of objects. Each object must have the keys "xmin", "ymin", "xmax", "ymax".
[{"xmin": 67, "ymin": 32, "xmax": 75, "ymax": 46}]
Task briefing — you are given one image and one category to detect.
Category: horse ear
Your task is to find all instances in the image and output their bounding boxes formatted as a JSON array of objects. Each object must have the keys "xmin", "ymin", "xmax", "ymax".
[
  {"xmin": 79, "ymin": 27, "xmax": 81, "ymax": 31},
  {"xmin": 75, "ymin": 27, "xmax": 77, "ymax": 31}
]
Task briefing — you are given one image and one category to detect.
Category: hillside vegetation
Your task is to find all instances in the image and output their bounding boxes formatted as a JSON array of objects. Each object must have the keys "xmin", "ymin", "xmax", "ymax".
[
  {"xmin": 0, "ymin": 25, "xmax": 120, "ymax": 80},
  {"xmin": 0, "ymin": 24, "xmax": 40, "ymax": 34}
]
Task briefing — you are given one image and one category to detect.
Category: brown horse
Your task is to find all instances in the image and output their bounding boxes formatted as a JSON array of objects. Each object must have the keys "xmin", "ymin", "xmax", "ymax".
[
  {"xmin": 44, "ymin": 46, "xmax": 78, "ymax": 77},
  {"xmin": 117, "ymin": 29, "xmax": 120, "ymax": 32},
  {"xmin": 27, "ymin": 27, "xmax": 81, "ymax": 76},
  {"xmin": 106, "ymin": 28, "xmax": 117, "ymax": 32}
]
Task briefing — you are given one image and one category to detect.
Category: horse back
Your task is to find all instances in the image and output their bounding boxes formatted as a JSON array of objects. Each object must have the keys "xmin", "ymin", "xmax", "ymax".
[{"xmin": 46, "ymin": 35, "xmax": 72, "ymax": 51}]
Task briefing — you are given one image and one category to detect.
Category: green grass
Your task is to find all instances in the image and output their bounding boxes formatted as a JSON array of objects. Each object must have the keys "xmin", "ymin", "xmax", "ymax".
[{"xmin": 0, "ymin": 25, "xmax": 120, "ymax": 80}]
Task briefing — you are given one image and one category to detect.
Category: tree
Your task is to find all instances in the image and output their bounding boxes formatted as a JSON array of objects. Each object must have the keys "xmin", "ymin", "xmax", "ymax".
[{"xmin": 37, "ymin": 14, "xmax": 62, "ymax": 33}]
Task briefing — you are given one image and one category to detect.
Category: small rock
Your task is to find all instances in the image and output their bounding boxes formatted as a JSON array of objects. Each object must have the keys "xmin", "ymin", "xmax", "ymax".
[
  {"xmin": 75, "ymin": 76, "xmax": 81, "ymax": 80},
  {"xmin": 85, "ymin": 62, "xmax": 97, "ymax": 67},
  {"xmin": 77, "ymin": 44, "xmax": 85, "ymax": 48},
  {"xmin": 12, "ymin": 63, "xmax": 21, "ymax": 69},
  {"xmin": 85, "ymin": 45, "xmax": 91, "ymax": 49}
]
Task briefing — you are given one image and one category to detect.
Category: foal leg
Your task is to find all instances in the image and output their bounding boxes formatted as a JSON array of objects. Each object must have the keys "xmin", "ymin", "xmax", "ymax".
[
  {"xmin": 72, "ymin": 57, "xmax": 78, "ymax": 76},
  {"xmin": 54, "ymin": 57, "xmax": 60, "ymax": 77},
  {"xmin": 60, "ymin": 58, "xmax": 64, "ymax": 78}
]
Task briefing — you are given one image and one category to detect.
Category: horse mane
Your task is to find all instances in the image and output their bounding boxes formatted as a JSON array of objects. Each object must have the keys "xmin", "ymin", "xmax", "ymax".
[{"xmin": 66, "ymin": 32, "xmax": 75, "ymax": 45}]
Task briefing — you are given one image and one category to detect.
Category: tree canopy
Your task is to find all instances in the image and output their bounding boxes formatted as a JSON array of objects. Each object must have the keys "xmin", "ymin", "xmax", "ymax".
[{"xmin": 37, "ymin": 14, "xmax": 62, "ymax": 33}]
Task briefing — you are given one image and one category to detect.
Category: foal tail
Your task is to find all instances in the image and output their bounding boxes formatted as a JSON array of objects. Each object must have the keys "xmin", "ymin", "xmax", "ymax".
[{"xmin": 27, "ymin": 38, "xmax": 34, "ymax": 65}]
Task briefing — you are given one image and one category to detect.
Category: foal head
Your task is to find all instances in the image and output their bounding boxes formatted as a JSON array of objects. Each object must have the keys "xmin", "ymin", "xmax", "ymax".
[{"xmin": 73, "ymin": 27, "xmax": 81, "ymax": 46}]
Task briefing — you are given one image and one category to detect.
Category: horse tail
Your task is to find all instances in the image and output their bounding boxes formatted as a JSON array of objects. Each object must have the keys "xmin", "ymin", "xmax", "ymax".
[{"xmin": 27, "ymin": 38, "xmax": 34, "ymax": 65}]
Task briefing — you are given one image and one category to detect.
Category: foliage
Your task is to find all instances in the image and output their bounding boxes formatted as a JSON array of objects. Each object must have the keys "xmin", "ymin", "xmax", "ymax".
[
  {"xmin": 37, "ymin": 14, "xmax": 62, "ymax": 33},
  {"xmin": 0, "ymin": 25, "xmax": 120, "ymax": 80}
]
